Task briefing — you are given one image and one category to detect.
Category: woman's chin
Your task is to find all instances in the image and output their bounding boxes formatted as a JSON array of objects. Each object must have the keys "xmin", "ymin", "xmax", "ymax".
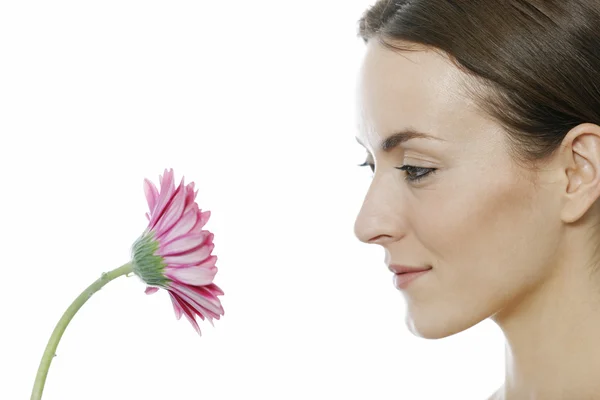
[{"xmin": 405, "ymin": 312, "xmax": 483, "ymax": 340}]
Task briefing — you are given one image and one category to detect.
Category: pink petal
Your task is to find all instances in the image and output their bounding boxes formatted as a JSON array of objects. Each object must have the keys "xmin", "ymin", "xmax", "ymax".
[
  {"xmin": 197, "ymin": 210, "xmax": 211, "ymax": 229},
  {"xmin": 159, "ymin": 205, "xmax": 198, "ymax": 244},
  {"xmin": 190, "ymin": 284, "xmax": 221, "ymax": 303},
  {"xmin": 163, "ymin": 242, "xmax": 214, "ymax": 266},
  {"xmin": 185, "ymin": 182, "xmax": 196, "ymax": 205},
  {"xmin": 173, "ymin": 292, "xmax": 202, "ymax": 335},
  {"xmin": 165, "ymin": 265, "xmax": 217, "ymax": 286},
  {"xmin": 206, "ymin": 283, "xmax": 224, "ymax": 297},
  {"xmin": 145, "ymin": 286, "xmax": 159, "ymax": 295},
  {"xmin": 196, "ymin": 255, "xmax": 217, "ymax": 269},
  {"xmin": 174, "ymin": 291, "xmax": 222, "ymax": 321},
  {"xmin": 181, "ymin": 307, "xmax": 202, "ymax": 335},
  {"xmin": 163, "ymin": 253, "xmax": 217, "ymax": 270},
  {"xmin": 154, "ymin": 181, "xmax": 186, "ymax": 237},
  {"xmin": 187, "ymin": 213, "xmax": 212, "ymax": 236},
  {"xmin": 169, "ymin": 292, "xmax": 183, "ymax": 320},
  {"xmin": 144, "ymin": 179, "xmax": 159, "ymax": 215},
  {"xmin": 168, "ymin": 287, "xmax": 214, "ymax": 319},
  {"xmin": 159, "ymin": 232, "xmax": 210, "ymax": 256},
  {"xmin": 148, "ymin": 169, "xmax": 176, "ymax": 229},
  {"xmin": 170, "ymin": 283, "xmax": 224, "ymax": 316}
]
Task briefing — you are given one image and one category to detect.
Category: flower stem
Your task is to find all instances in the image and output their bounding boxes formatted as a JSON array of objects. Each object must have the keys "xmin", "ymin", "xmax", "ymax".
[{"xmin": 30, "ymin": 262, "xmax": 134, "ymax": 400}]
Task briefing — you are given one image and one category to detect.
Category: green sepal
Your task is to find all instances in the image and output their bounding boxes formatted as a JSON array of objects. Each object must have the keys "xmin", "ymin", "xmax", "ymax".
[{"xmin": 131, "ymin": 230, "xmax": 169, "ymax": 287}]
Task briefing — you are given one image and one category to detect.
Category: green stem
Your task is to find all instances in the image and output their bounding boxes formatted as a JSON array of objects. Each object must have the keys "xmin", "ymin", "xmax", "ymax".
[{"xmin": 30, "ymin": 262, "xmax": 134, "ymax": 400}]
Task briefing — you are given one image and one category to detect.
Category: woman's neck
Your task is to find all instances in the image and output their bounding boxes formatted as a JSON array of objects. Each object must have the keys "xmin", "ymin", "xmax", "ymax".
[{"xmin": 491, "ymin": 259, "xmax": 600, "ymax": 399}]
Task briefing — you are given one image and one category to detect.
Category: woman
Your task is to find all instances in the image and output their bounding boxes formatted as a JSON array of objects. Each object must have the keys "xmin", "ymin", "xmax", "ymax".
[{"xmin": 353, "ymin": 1, "xmax": 600, "ymax": 399}]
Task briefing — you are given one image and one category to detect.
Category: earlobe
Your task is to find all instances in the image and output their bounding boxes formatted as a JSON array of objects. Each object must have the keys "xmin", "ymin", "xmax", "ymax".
[{"xmin": 561, "ymin": 123, "xmax": 600, "ymax": 223}]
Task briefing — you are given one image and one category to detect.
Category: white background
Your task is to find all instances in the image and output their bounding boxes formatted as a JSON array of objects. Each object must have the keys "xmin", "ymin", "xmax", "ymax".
[{"xmin": 0, "ymin": 1, "xmax": 505, "ymax": 399}]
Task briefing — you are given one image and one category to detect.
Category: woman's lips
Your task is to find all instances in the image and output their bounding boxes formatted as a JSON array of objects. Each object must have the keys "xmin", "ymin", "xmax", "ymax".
[{"xmin": 389, "ymin": 265, "xmax": 432, "ymax": 289}]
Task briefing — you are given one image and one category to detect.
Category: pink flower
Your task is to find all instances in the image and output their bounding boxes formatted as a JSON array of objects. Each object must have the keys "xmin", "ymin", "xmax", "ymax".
[{"xmin": 131, "ymin": 169, "xmax": 224, "ymax": 335}]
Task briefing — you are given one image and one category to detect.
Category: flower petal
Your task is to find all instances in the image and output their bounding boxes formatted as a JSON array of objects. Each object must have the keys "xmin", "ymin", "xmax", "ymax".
[
  {"xmin": 165, "ymin": 265, "xmax": 217, "ymax": 286},
  {"xmin": 170, "ymin": 282, "xmax": 224, "ymax": 316},
  {"xmin": 185, "ymin": 182, "xmax": 196, "ymax": 205},
  {"xmin": 171, "ymin": 292, "xmax": 202, "ymax": 335},
  {"xmin": 154, "ymin": 180, "xmax": 186, "ymax": 237},
  {"xmin": 186, "ymin": 212, "xmax": 211, "ymax": 236},
  {"xmin": 145, "ymin": 286, "xmax": 159, "ymax": 295},
  {"xmin": 205, "ymin": 283, "xmax": 224, "ymax": 297},
  {"xmin": 162, "ymin": 253, "xmax": 217, "ymax": 271},
  {"xmin": 148, "ymin": 169, "xmax": 176, "ymax": 229},
  {"xmin": 176, "ymin": 292, "xmax": 221, "ymax": 321},
  {"xmin": 163, "ymin": 242, "xmax": 214, "ymax": 266},
  {"xmin": 159, "ymin": 232, "xmax": 210, "ymax": 256},
  {"xmin": 144, "ymin": 179, "xmax": 159, "ymax": 215},
  {"xmin": 190, "ymin": 284, "xmax": 222, "ymax": 303},
  {"xmin": 196, "ymin": 255, "xmax": 217, "ymax": 269},
  {"xmin": 169, "ymin": 292, "xmax": 183, "ymax": 320},
  {"xmin": 159, "ymin": 205, "xmax": 198, "ymax": 244},
  {"xmin": 197, "ymin": 210, "xmax": 210, "ymax": 230}
]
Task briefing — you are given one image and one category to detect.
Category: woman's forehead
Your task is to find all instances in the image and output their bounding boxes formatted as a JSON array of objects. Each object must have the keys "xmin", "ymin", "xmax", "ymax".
[{"xmin": 357, "ymin": 42, "xmax": 494, "ymax": 151}]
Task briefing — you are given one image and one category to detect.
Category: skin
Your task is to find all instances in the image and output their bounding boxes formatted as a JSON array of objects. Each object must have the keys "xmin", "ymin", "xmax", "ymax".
[{"xmin": 354, "ymin": 40, "xmax": 600, "ymax": 399}]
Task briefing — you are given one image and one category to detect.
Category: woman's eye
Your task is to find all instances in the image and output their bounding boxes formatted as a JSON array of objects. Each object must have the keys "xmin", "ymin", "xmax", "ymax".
[
  {"xmin": 396, "ymin": 165, "xmax": 437, "ymax": 182},
  {"xmin": 358, "ymin": 160, "xmax": 375, "ymax": 173}
]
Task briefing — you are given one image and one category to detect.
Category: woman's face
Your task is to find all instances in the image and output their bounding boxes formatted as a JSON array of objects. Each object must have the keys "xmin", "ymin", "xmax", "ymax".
[{"xmin": 354, "ymin": 41, "xmax": 563, "ymax": 339}]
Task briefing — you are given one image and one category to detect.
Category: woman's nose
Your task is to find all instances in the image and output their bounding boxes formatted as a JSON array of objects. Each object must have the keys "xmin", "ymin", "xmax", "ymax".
[{"xmin": 354, "ymin": 180, "xmax": 406, "ymax": 245}]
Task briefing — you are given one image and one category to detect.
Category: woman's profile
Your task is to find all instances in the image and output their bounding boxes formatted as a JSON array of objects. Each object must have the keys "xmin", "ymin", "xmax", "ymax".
[{"xmin": 353, "ymin": 1, "xmax": 600, "ymax": 399}]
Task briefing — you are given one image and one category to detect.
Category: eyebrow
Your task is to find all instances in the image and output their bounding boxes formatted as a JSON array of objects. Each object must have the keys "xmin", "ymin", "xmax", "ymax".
[{"xmin": 355, "ymin": 129, "xmax": 444, "ymax": 152}]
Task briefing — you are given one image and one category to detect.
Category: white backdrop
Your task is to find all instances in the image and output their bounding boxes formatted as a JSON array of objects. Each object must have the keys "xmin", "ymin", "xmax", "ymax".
[{"xmin": 0, "ymin": 1, "xmax": 505, "ymax": 399}]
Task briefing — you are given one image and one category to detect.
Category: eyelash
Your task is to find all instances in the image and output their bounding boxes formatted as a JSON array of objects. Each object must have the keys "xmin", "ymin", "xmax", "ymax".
[{"xmin": 358, "ymin": 161, "xmax": 437, "ymax": 183}]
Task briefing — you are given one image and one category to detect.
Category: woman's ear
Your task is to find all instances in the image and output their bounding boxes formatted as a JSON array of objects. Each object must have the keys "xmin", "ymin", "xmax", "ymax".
[{"xmin": 561, "ymin": 123, "xmax": 600, "ymax": 223}]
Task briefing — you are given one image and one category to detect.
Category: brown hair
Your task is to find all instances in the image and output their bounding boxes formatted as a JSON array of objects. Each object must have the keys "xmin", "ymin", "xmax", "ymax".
[{"xmin": 358, "ymin": 0, "xmax": 600, "ymax": 163}]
